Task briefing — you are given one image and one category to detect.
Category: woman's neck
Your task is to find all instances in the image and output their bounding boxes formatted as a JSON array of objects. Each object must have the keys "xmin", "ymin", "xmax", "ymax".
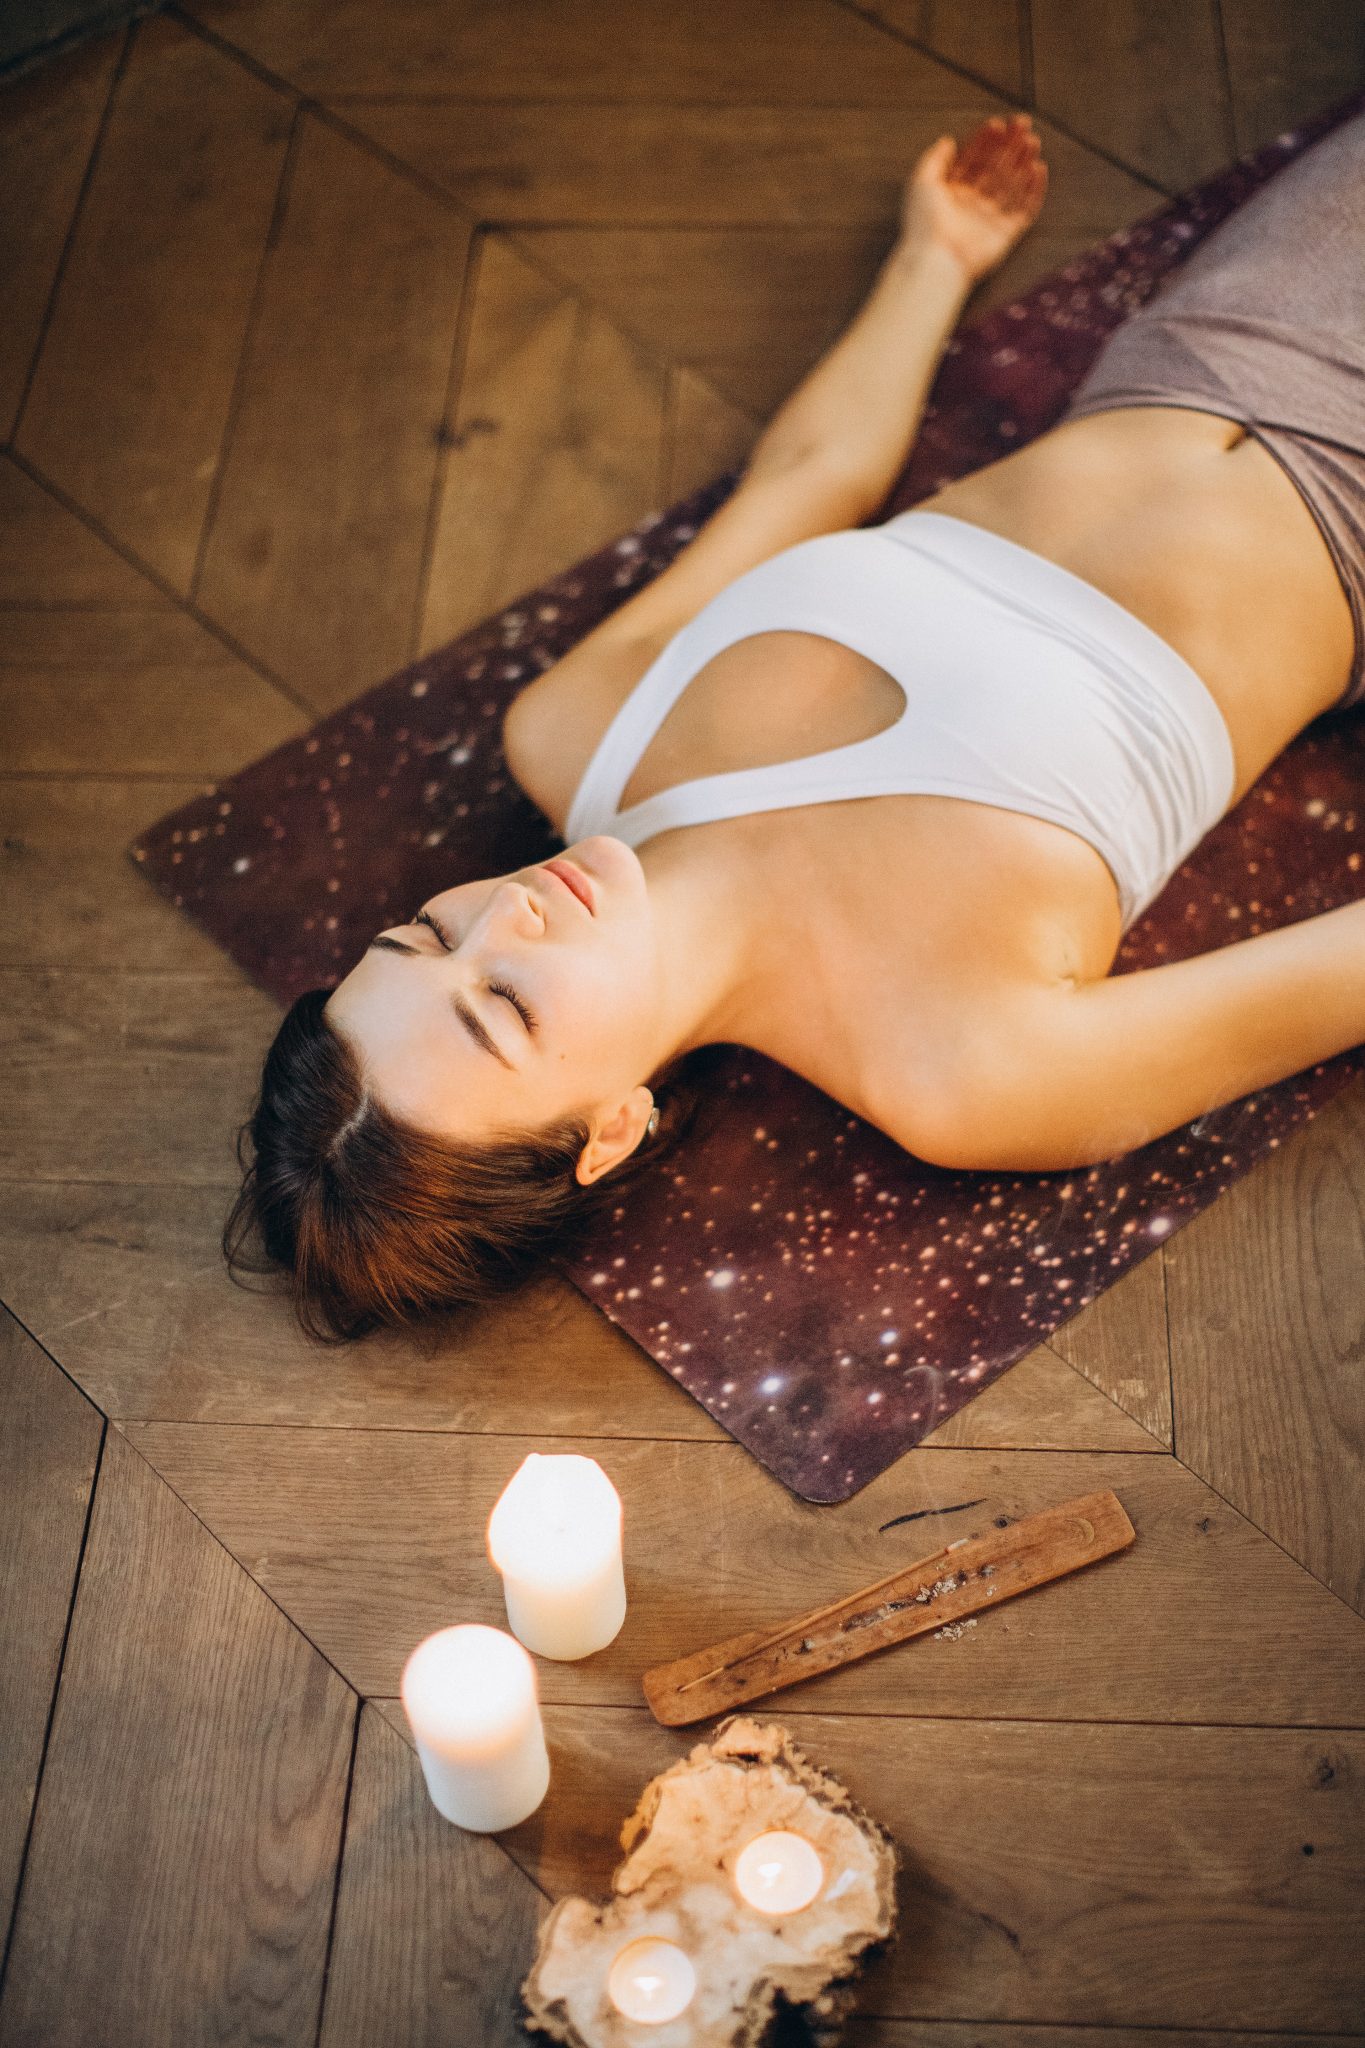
[{"xmin": 636, "ymin": 821, "xmax": 799, "ymax": 1065}]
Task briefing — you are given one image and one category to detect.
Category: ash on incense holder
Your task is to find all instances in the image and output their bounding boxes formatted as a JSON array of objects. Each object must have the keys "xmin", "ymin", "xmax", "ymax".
[{"xmin": 522, "ymin": 1717, "xmax": 897, "ymax": 2047}]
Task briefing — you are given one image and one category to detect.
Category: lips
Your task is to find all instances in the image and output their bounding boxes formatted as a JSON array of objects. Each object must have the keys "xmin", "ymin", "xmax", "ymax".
[{"xmin": 542, "ymin": 858, "xmax": 595, "ymax": 915}]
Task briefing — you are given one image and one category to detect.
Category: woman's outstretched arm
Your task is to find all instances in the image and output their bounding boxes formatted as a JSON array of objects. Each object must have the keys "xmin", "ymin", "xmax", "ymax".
[
  {"xmin": 749, "ymin": 114, "xmax": 1047, "ymax": 502},
  {"xmin": 910, "ymin": 897, "xmax": 1365, "ymax": 1172}
]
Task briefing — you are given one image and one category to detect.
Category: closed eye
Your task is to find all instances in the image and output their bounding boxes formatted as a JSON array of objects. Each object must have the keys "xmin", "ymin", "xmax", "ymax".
[
  {"xmin": 490, "ymin": 979, "xmax": 537, "ymax": 1035},
  {"xmin": 413, "ymin": 907, "xmax": 451, "ymax": 946},
  {"xmin": 412, "ymin": 907, "xmax": 536, "ymax": 1035}
]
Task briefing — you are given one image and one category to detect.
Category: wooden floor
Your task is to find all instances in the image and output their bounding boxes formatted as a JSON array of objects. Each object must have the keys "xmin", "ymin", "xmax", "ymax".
[{"xmin": 3, "ymin": 3, "xmax": 1365, "ymax": 2042}]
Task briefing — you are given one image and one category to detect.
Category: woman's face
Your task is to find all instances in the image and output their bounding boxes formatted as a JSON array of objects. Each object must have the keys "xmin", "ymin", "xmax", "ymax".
[{"xmin": 324, "ymin": 835, "xmax": 663, "ymax": 1153}]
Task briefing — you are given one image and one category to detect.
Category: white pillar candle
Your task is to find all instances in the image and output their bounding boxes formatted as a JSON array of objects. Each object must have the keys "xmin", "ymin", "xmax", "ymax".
[
  {"xmin": 487, "ymin": 1452, "xmax": 626, "ymax": 1661},
  {"xmin": 400, "ymin": 1624, "xmax": 549, "ymax": 1832},
  {"xmin": 606, "ymin": 1938, "xmax": 697, "ymax": 2024},
  {"xmin": 733, "ymin": 1830, "xmax": 826, "ymax": 1915}
]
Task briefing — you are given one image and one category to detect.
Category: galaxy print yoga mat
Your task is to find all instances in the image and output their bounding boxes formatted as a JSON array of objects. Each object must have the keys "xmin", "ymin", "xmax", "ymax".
[{"xmin": 132, "ymin": 98, "xmax": 1365, "ymax": 1503}]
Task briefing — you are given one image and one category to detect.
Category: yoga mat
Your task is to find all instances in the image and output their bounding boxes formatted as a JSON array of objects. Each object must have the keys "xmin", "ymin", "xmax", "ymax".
[{"xmin": 132, "ymin": 98, "xmax": 1365, "ymax": 1502}]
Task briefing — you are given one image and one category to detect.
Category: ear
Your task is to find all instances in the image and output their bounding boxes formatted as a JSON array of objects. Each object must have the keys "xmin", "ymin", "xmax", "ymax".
[{"xmin": 574, "ymin": 1086, "xmax": 656, "ymax": 1187}]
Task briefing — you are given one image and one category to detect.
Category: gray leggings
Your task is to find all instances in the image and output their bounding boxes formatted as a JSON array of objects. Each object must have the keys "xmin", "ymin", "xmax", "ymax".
[{"xmin": 1065, "ymin": 112, "xmax": 1365, "ymax": 710}]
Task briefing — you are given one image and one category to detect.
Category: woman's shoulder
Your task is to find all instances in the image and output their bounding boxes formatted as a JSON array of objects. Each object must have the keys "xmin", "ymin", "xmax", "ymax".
[
  {"xmin": 501, "ymin": 454, "xmax": 887, "ymax": 830},
  {"xmin": 501, "ymin": 626, "xmax": 667, "ymax": 835}
]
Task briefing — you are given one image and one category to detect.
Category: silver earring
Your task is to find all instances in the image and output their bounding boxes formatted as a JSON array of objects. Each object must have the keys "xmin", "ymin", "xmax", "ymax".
[{"xmin": 645, "ymin": 1106, "xmax": 661, "ymax": 1140}]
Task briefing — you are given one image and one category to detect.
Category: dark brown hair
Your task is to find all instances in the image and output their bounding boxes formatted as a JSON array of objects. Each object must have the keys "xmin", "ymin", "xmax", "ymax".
[{"xmin": 223, "ymin": 987, "xmax": 705, "ymax": 1344}]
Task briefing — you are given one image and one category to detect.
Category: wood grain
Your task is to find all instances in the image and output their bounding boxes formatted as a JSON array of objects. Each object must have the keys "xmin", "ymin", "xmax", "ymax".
[
  {"xmin": 663, "ymin": 367, "xmax": 760, "ymax": 503},
  {"xmin": 0, "ymin": 1308, "xmax": 102, "ymax": 1953},
  {"xmin": 0, "ymin": 1424, "xmax": 354, "ymax": 2048},
  {"xmin": 418, "ymin": 233, "xmax": 667, "ymax": 656},
  {"xmin": 846, "ymin": 2024, "xmax": 1365, "ymax": 2048},
  {"xmin": 1220, "ymin": 0, "xmax": 1365, "ymax": 155},
  {"xmin": 512, "ymin": 220, "xmax": 893, "ymax": 419},
  {"xmin": 0, "ymin": 27, "xmax": 122, "ymax": 435},
  {"xmin": 1, "ymin": 968, "xmax": 284, "ymax": 1184},
  {"xmin": 1031, "ymin": 0, "xmax": 1233, "ymax": 191},
  {"xmin": 375, "ymin": 1700, "xmax": 1365, "ymax": 2031},
  {"xmin": 123, "ymin": 1429, "xmax": 1365, "ymax": 1724},
  {"xmin": 0, "ymin": 777, "xmax": 240, "ymax": 976},
  {"xmin": 512, "ymin": 127, "xmax": 1150, "ymax": 418},
  {"xmin": 195, "ymin": 113, "xmax": 473, "ymax": 711},
  {"xmin": 319, "ymin": 1702, "xmax": 545, "ymax": 2048},
  {"xmin": 1167, "ymin": 1080, "xmax": 1365, "ymax": 1614},
  {"xmin": 852, "ymin": 0, "xmax": 1026, "ymax": 101},
  {"xmin": 0, "ymin": 1181, "xmax": 727, "ymax": 1438},
  {"xmin": 1047, "ymin": 1250, "xmax": 1171, "ymax": 1445},
  {"xmin": 348, "ymin": 97, "xmax": 999, "ymax": 228},
  {"xmin": 921, "ymin": 1338, "xmax": 1164, "ymax": 1451},
  {"xmin": 14, "ymin": 14, "xmax": 293, "ymax": 593},
  {"xmin": 184, "ymin": 0, "xmax": 989, "ymax": 105},
  {"xmin": 0, "ymin": 457, "xmax": 170, "ymax": 605},
  {"xmin": 0, "ymin": 605, "xmax": 305, "ymax": 774}
]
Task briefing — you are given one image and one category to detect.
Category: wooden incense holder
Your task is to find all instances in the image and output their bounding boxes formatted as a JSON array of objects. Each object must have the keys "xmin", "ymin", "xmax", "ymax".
[
  {"xmin": 522, "ymin": 1716, "xmax": 897, "ymax": 2048},
  {"xmin": 644, "ymin": 1488, "xmax": 1134, "ymax": 1727}
]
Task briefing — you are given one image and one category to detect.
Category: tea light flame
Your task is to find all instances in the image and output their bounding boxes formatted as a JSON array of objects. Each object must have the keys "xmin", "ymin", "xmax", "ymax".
[
  {"xmin": 733, "ymin": 1830, "xmax": 825, "ymax": 1915},
  {"xmin": 606, "ymin": 1937, "xmax": 696, "ymax": 2024}
]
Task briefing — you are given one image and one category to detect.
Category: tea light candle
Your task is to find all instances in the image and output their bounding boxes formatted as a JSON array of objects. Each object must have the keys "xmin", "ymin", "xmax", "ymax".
[
  {"xmin": 487, "ymin": 1453, "xmax": 626, "ymax": 1661},
  {"xmin": 733, "ymin": 1830, "xmax": 826, "ymax": 1915},
  {"xmin": 606, "ymin": 1938, "xmax": 696, "ymax": 2024},
  {"xmin": 400, "ymin": 1624, "xmax": 549, "ymax": 1833}
]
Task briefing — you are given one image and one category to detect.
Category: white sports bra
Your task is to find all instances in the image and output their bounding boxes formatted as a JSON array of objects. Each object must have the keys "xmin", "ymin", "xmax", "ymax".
[{"xmin": 564, "ymin": 509, "xmax": 1236, "ymax": 930}]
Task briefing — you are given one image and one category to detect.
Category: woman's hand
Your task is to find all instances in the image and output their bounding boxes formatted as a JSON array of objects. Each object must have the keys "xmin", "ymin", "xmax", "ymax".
[{"xmin": 899, "ymin": 113, "xmax": 1048, "ymax": 287}]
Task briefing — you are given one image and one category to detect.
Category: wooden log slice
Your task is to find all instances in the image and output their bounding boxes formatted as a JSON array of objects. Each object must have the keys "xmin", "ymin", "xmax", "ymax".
[{"xmin": 522, "ymin": 1716, "xmax": 897, "ymax": 2047}]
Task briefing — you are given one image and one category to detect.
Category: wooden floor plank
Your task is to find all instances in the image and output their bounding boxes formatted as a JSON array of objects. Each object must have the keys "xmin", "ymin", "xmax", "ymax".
[
  {"xmin": 1167, "ymin": 1081, "xmax": 1365, "ymax": 1615},
  {"xmin": 0, "ymin": 458, "xmax": 170, "ymax": 606},
  {"xmin": 663, "ymin": 366, "xmax": 761, "ymax": 501},
  {"xmin": 125, "ymin": 1429, "xmax": 1365, "ymax": 1723},
  {"xmin": 347, "ymin": 97, "xmax": 999, "ymax": 229},
  {"xmin": 1220, "ymin": 0, "xmax": 1365, "ymax": 155},
  {"xmin": 1047, "ymin": 1252, "xmax": 1171, "ymax": 1446},
  {"xmin": 373, "ymin": 1699, "xmax": 1365, "ymax": 2032},
  {"xmin": 0, "ymin": 608, "xmax": 305, "ymax": 774},
  {"xmin": 319, "ymin": 1702, "xmax": 545, "ymax": 2048},
  {"xmin": 0, "ymin": 1308, "xmax": 102, "ymax": 1957},
  {"xmin": 0, "ymin": 1425, "xmax": 354, "ymax": 2048},
  {"xmin": 0, "ymin": 1183, "xmax": 727, "ymax": 1439},
  {"xmin": 3, "ymin": 969, "xmax": 281, "ymax": 1186},
  {"xmin": 0, "ymin": 28, "xmax": 123, "ymax": 437},
  {"xmin": 512, "ymin": 218, "xmax": 897, "ymax": 421},
  {"xmin": 195, "ymin": 113, "xmax": 473, "ymax": 712},
  {"xmin": 847, "ymin": 2024, "xmax": 1365, "ymax": 2047},
  {"xmin": 185, "ymin": 0, "xmax": 999, "ymax": 105},
  {"xmin": 13, "ymin": 13, "xmax": 293, "ymax": 594},
  {"xmin": 850, "ymin": 0, "xmax": 1026, "ymax": 102},
  {"xmin": 921, "ymin": 1341, "xmax": 1163, "ymax": 1451},
  {"xmin": 1030, "ymin": 0, "xmax": 1233, "ymax": 192},
  {"xmin": 418, "ymin": 233, "xmax": 668, "ymax": 655},
  {"xmin": 0, "ymin": 777, "xmax": 242, "ymax": 977},
  {"xmin": 510, "ymin": 127, "xmax": 1151, "ymax": 418}
]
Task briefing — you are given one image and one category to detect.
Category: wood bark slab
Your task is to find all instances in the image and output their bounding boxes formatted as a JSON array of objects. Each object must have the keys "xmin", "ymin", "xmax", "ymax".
[{"xmin": 523, "ymin": 1717, "xmax": 897, "ymax": 2047}]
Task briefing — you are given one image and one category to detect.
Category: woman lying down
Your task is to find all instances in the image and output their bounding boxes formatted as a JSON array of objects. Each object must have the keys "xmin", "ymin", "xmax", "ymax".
[{"xmin": 227, "ymin": 111, "xmax": 1365, "ymax": 1340}]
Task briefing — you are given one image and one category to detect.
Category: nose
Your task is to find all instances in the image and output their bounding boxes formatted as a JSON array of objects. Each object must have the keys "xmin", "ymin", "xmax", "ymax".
[{"xmin": 472, "ymin": 879, "xmax": 543, "ymax": 946}]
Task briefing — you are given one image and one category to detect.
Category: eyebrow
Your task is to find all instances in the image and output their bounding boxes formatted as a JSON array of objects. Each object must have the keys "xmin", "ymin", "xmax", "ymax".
[{"xmin": 365, "ymin": 933, "xmax": 515, "ymax": 1070}]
